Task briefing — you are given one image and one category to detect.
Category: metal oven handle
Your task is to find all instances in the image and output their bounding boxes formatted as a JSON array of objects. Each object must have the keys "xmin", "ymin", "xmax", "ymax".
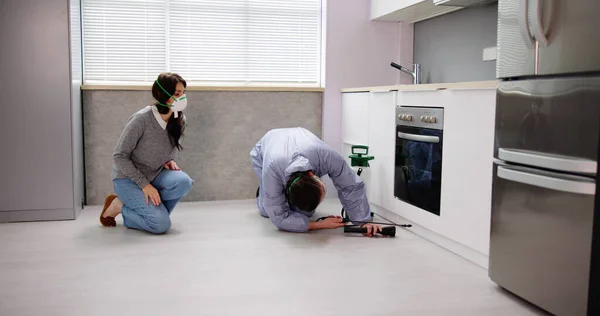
[
  {"xmin": 397, "ymin": 132, "xmax": 439, "ymax": 143},
  {"xmin": 497, "ymin": 165, "xmax": 595, "ymax": 195}
]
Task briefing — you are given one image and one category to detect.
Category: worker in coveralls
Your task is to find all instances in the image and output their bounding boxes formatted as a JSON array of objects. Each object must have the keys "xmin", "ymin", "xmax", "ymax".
[{"xmin": 250, "ymin": 127, "xmax": 382, "ymax": 236}]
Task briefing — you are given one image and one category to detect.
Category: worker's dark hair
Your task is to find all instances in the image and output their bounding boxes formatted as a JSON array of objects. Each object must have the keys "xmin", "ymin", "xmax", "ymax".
[
  {"xmin": 286, "ymin": 171, "xmax": 323, "ymax": 212},
  {"xmin": 152, "ymin": 72, "xmax": 187, "ymax": 150}
]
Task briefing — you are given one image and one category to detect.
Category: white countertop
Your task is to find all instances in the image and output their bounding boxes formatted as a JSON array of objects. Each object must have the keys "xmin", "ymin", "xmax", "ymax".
[{"xmin": 341, "ymin": 80, "xmax": 498, "ymax": 93}]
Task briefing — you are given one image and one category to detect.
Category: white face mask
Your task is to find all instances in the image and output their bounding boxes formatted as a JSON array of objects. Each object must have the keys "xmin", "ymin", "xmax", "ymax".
[
  {"xmin": 170, "ymin": 94, "xmax": 187, "ymax": 118},
  {"xmin": 155, "ymin": 79, "xmax": 188, "ymax": 118}
]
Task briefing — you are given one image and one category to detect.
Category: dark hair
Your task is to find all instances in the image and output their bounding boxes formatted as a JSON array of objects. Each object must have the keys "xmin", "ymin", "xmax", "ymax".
[
  {"xmin": 152, "ymin": 72, "xmax": 187, "ymax": 151},
  {"xmin": 286, "ymin": 171, "xmax": 323, "ymax": 212}
]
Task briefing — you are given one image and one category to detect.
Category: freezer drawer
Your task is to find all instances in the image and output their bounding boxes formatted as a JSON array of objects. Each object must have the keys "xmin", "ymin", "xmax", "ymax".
[
  {"xmin": 489, "ymin": 163, "xmax": 594, "ymax": 316},
  {"xmin": 537, "ymin": 0, "xmax": 600, "ymax": 76},
  {"xmin": 494, "ymin": 76, "xmax": 600, "ymax": 162}
]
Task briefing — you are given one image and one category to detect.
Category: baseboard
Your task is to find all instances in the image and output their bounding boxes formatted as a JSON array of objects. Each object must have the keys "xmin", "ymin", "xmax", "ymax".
[
  {"xmin": 0, "ymin": 211, "xmax": 9, "ymax": 223},
  {"xmin": 371, "ymin": 204, "xmax": 489, "ymax": 269},
  {"xmin": 0, "ymin": 208, "xmax": 75, "ymax": 223}
]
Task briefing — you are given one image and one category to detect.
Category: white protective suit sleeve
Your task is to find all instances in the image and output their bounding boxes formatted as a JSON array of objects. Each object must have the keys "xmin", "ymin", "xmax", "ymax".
[
  {"xmin": 261, "ymin": 163, "xmax": 311, "ymax": 233},
  {"xmin": 318, "ymin": 146, "xmax": 372, "ymax": 225}
]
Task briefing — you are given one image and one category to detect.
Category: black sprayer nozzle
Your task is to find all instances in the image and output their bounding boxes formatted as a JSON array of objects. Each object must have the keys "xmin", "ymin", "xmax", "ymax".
[{"xmin": 344, "ymin": 226, "xmax": 396, "ymax": 237}]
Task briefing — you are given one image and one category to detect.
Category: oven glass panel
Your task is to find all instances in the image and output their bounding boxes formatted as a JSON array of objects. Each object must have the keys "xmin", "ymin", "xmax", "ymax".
[{"xmin": 394, "ymin": 125, "xmax": 443, "ymax": 215}]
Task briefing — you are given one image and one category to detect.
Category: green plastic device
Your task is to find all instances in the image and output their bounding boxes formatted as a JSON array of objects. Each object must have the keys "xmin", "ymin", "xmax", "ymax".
[
  {"xmin": 348, "ymin": 145, "xmax": 374, "ymax": 167},
  {"xmin": 343, "ymin": 145, "xmax": 375, "ymax": 221}
]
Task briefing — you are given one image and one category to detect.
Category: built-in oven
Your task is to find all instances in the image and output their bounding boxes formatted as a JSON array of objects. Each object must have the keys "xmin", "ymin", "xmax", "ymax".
[{"xmin": 394, "ymin": 106, "xmax": 444, "ymax": 216}]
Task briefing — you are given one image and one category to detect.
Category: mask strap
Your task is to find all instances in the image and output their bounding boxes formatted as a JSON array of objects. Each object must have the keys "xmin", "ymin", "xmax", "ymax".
[
  {"xmin": 287, "ymin": 176, "xmax": 302, "ymax": 194},
  {"xmin": 155, "ymin": 79, "xmax": 176, "ymax": 101},
  {"xmin": 287, "ymin": 171, "xmax": 314, "ymax": 194}
]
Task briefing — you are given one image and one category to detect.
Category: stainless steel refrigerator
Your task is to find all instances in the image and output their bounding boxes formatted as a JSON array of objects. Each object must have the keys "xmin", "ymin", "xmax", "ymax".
[{"xmin": 490, "ymin": 1, "xmax": 600, "ymax": 315}]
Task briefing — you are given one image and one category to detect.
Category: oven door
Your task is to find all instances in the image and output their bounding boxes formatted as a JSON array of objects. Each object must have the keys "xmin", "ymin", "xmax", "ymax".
[{"xmin": 394, "ymin": 125, "xmax": 443, "ymax": 215}]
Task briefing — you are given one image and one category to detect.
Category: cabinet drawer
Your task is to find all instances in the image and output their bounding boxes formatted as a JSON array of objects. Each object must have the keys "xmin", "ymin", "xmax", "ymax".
[{"xmin": 397, "ymin": 89, "xmax": 449, "ymax": 107}]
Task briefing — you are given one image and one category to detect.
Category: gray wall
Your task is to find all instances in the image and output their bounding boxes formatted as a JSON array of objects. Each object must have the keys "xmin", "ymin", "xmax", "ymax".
[
  {"xmin": 84, "ymin": 91, "xmax": 323, "ymax": 205},
  {"xmin": 0, "ymin": 0, "xmax": 81, "ymax": 222},
  {"xmin": 414, "ymin": 3, "xmax": 498, "ymax": 84}
]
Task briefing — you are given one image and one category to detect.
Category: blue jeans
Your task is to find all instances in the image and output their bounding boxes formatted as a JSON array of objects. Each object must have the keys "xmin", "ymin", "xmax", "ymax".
[{"xmin": 113, "ymin": 170, "xmax": 193, "ymax": 234}]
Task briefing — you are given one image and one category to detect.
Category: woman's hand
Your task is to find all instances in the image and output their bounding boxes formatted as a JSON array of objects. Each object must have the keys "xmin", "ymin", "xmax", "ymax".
[
  {"xmin": 142, "ymin": 184, "xmax": 161, "ymax": 206},
  {"xmin": 164, "ymin": 160, "xmax": 180, "ymax": 171},
  {"xmin": 361, "ymin": 223, "xmax": 383, "ymax": 237}
]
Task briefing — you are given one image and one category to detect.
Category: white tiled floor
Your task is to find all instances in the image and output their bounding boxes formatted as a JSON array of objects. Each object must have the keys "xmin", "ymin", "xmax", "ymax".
[{"xmin": 0, "ymin": 199, "xmax": 547, "ymax": 316}]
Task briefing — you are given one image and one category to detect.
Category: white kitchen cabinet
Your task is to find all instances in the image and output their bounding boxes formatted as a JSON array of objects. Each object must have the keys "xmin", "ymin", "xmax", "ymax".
[
  {"xmin": 341, "ymin": 92, "xmax": 371, "ymax": 193},
  {"xmin": 371, "ymin": 0, "xmax": 461, "ymax": 23},
  {"xmin": 367, "ymin": 91, "xmax": 396, "ymax": 211},
  {"xmin": 341, "ymin": 92, "xmax": 370, "ymax": 146},
  {"xmin": 439, "ymin": 88, "xmax": 496, "ymax": 255},
  {"xmin": 342, "ymin": 81, "xmax": 497, "ymax": 268},
  {"xmin": 341, "ymin": 90, "xmax": 396, "ymax": 212}
]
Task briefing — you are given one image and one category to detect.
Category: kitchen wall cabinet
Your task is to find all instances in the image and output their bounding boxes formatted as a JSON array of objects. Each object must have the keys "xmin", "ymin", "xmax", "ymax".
[{"xmin": 371, "ymin": 0, "xmax": 461, "ymax": 23}]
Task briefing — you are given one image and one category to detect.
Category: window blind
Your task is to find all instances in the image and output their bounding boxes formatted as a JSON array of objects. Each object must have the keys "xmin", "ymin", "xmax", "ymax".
[
  {"xmin": 82, "ymin": 0, "xmax": 322, "ymax": 86},
  {"xmin": 82, "ymin": 0, "xmax": 168, "ymax": 84}
]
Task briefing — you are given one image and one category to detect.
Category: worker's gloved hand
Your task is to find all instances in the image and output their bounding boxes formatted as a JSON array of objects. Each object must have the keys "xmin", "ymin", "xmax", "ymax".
[{"xmin": 360, "ymin": 223, "xmax": 382, "ymax": 237}]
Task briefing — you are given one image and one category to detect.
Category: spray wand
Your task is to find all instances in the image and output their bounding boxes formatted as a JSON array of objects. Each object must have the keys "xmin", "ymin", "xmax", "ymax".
[
  {"xmin": 321, "ymin": 145, "xmax": 412, "ymax": 237},
  {"xmin": 316, "ymin": 212, "xmax": 412, "ymax": 237}
]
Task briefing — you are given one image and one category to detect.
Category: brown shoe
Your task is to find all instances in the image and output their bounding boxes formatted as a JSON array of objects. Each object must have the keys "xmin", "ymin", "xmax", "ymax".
[{"xmin": 100, "ymin": 194, "xmax": 118, "ymax": 227}]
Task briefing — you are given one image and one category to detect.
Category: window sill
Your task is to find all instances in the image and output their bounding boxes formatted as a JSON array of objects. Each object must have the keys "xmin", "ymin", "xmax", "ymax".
[{"xmin": 81, "ymin": 85, "xmax": 325, "ymax": 92}]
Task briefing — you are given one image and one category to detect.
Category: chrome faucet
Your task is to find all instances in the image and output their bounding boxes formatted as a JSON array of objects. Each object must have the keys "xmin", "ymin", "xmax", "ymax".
[{"xmin": 391, "ymin": 62, "xmax": 420, "ymax": 85}]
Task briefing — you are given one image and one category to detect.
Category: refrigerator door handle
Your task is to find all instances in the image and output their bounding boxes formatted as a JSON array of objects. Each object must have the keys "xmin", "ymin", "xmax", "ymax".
[
  {"xmin": 498, "ymin": 148, "xmax": 597, "ymax": 175},
  {"xmin": 497, "ymin": 165, "xmax": 596, "ymax": 195},
  {"xmin": 519, "ymin": 0, "xmax": 535, "ymax": 49},
  {"xmin": 530, "ymin": 0, "xmax": 549, "ymax": 46}
]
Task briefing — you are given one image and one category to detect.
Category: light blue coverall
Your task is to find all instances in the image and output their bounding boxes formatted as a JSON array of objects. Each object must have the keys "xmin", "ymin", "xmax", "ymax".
[{"xmin": 250, "ymin": 127, "xmax": 372, "ymax": 232}]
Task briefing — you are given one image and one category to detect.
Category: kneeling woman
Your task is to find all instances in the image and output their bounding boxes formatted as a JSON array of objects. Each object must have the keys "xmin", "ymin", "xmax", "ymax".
[{"xmin": 100, "ymin": 72, "xmax": 194, "ymax": 234}]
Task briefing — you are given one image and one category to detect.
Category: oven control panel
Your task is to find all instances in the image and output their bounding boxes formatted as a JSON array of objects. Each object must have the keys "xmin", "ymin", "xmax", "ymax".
[{"xmin": 396, "ymin": 106, "xmax": 444, "ymax": 130}]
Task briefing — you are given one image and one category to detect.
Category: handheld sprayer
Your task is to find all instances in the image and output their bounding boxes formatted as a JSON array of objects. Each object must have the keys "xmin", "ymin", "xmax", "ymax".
[{"xmin": 317, "ymin": 145, "xmax": 412, "ymax": 237}]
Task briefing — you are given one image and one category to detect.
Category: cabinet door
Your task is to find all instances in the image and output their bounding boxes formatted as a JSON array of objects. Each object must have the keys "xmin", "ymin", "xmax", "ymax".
[
  {"xmin": 371, "ymin": 0, "xmax": 460, "ymax": 22},
  {"xmin": 341, "ymin": 92, "xmax": 370, "ymax": 146},
  {"xmin": 371, "ymin": 0, "xmax": 421, "ymax": 19},
  {"xmin": 367, "ymin": 91, "xmax": 396, "ymax": 211},
  {"xmin": 441, "ymin": 89, "xmax": 496, "ymax": 255}
]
